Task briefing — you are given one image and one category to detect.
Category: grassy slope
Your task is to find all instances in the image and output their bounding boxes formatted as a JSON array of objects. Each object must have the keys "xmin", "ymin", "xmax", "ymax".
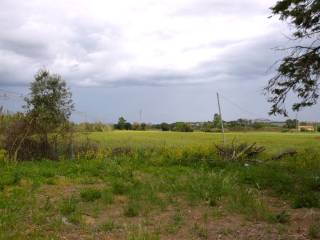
[{"xmin": 0, "ymin": 131, "xmax": 320, "ymax": 239}]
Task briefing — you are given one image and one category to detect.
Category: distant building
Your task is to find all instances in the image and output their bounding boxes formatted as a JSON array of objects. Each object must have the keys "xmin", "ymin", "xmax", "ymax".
[
  {"xmin": 253, "ymin": 118, "xmax": 271, "ymax": 123},
  {"xmin": 298, "ymin": 125, "xmax": 315, "ymax": 132}
]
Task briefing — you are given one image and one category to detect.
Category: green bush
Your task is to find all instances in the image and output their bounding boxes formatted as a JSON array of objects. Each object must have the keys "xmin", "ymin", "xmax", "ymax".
[
  {"xmin": 0, "ymin": 171, "xmax": 21, "ymax": 190},
  {"xmin": 292, "ymin": 192, "xmax": 320, "ymax": 208}
]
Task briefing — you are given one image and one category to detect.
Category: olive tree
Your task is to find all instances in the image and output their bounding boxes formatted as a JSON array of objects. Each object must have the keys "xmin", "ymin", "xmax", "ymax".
[{"xmin": 24, "ymin": 69, "xmax": 74, "ymax": 155}]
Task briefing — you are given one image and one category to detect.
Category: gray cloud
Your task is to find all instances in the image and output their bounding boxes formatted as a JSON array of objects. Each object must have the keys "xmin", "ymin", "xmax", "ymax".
[
  {"xmin": 175, "ymin": 0, "xmax": 268, "ymax": 17},
  {"xmin": 0, "ymin": 0, "xmax": 283, "ymax": 87},
  {"xmin": 2, "ymin": 0, "xmax": 318, "ymax": 122}
]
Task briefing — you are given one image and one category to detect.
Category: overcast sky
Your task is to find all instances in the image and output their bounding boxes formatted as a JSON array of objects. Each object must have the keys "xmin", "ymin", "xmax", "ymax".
[{"xmin": 0, "ymin": 0, "xmax": 319, "ymax": 123}]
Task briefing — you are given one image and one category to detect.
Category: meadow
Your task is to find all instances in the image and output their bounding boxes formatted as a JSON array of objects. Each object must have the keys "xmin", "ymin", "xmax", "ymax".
[{"xmin": 1, "ymin": 131, "xmax": 320, "ymax": 239}]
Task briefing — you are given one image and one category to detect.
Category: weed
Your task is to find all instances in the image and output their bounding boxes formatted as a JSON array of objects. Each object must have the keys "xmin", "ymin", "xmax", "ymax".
[
  {"xmin": 309, "ymin": 222, "xmax": 320, "ymax": 239},
  {"xmin": 124, "ymin": 201, "xmax": 141, "ymax": 217},
  {"xmin": 43, "ymin": 196, "xmax": 53, "ymax": 211},
  {"xmin": 217, "ymin": 228, "xmax": 233, "ymax": 236},
  {"xmin": 192, "ymin": 223, "xmax": 208, "ymax": 239},
  {"xmin": 309, "ymin": 215, "xmax": 320, "ymax": 239},
  {"xmin": 112, "ymin": 180, "xmax": 130, "ymax": 195},
  {"xmin": 127, "ymin": 226, "xmax": 160, "ymax": 240},
  {"xmin": 80, "ymin": 188, "xmax": 102, "ymax": 202},
  {"xmin": 203, "ymin": 212, "xmax": 209, "ymax": 223},
  {"xmin": 102, "ymin": 189, "xmax": 114, "ymax": 204},
  {"xmin": 273, "ymin": 211, "xmax": 290, "ymax": 224},
  {"xmin": 100, "ymin": 220, "xmax": 117, "ymax": 232},
  {"xmin": 60, "ymin": 196, "xmax": 77, "ymax": 216},
  {"xmin": 228, "ymin": 188, "xmax": 271, "ymax": 221},
  {"xmin": 167, "ymin": 211, "xmax": 184, "ymax": 234},
  {"xmin": 67, "ymin": 212, "xmax": 82, "ymax": 225}
]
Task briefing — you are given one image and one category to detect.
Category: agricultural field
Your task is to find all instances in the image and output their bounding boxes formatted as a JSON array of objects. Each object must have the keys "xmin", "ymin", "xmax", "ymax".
[{"xmin": 1, "ymin": 131, "xmax": 320, "ymax": 239}]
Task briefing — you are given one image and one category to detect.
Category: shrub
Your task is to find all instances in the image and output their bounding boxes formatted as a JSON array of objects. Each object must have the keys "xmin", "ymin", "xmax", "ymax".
[
  {"xmin": 160, "ymin": 122, "xmax": 170, "ymax": 131},
  {"xmin": 80, "ymin": 189, "xmax": 102, "ymax": 202},
  {"xmin": 292, "ymin": 192, "xmax": 320, "ymax": 208},
  {"xmin": 0, "ymin": 171, "xmax": 21, "ymax": 189}
]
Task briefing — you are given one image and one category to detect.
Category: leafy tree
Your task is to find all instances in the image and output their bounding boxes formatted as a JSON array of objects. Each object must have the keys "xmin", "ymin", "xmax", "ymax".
[
  {"xmin": 115, "ymin": 116, "xmax": 127, "ymax": 130},
  {"xmin": 285, "ymin": 119, "xmax": 298, "ymax": 129},
  {"xmin": 140, "ymin": 123, "xmax": 147, "ymax": 130},
  {"xmin": 265, "ymin": 0, "xmax": 320, "ymax": 116},
  {"xmin": 172, "ymin": 122, "xmax": 193, "ymax": 132},
  {"xmin": 125, "ymin": 122, "xmax": 132, "ymax": 130},
  {"xmin": 24, "ymin": 69, "xmax": 74, "ymax": 143},
  {"xmin": 201, "ymin": 121, "xmax": 214, "ymax": 132},
  {"xmin": 132, "ymin": 122, "xmax": 140, "ymax": 130},
  {"xmin": 213, "ymin": 113, "xmax": 222, "ymax": 129},
  {"xmin": 160, "ymin": 122, "xmax": 170, "ymax": 131},
  {"xmin": 252, "ymin": 122, "xmax": 264, "ymax": 130},
  {"xmin": 4, "ymin": 69, "xmax": 74, "ymax": 161}
]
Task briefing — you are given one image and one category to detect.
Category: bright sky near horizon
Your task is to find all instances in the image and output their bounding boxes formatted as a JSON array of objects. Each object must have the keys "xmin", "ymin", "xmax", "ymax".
[{"xmin": 0, "ymin": 0, "xmax": 319, "ymax": 123}]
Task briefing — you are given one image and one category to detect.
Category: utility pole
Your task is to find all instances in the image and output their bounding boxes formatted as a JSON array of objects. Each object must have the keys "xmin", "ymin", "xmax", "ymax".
[
  {"xmin": 216, "ymin": 92, "xmax": 225, "ymax": 145},
  {"xmin": 295, "ymin": 112, "xmax": 299, "ymax": 132}
]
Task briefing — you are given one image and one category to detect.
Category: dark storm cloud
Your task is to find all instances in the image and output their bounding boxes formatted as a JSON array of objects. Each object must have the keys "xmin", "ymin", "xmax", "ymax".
[
  {"xmin": 3, "ymin": 0, "xmax": 318, "ymax": 122},
  {"xmin": 0, "ymin": 38, "xmax": 49, "ymax": 59}
]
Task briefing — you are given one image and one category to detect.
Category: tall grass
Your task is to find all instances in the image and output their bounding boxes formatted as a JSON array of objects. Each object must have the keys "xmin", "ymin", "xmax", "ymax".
[{"xmin": 0, "ymin": 131, "xmax": 319, "ymax": 238}]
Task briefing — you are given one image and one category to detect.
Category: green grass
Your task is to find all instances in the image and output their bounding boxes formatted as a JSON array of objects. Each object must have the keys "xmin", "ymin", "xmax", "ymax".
[
  {"xmin": 0, "ymin": 131, "xmax": 319, "ymax": 238},
  {"xmin": 80, "ymin": 188, "xmax": 102, "ymax": 202},
  {"xmin": 60, "ymin": 195, "xmax": 78, "ymax": 215},
  {"xmin": 100, "ymin": 220, "xmax": 117, "ymax": 232},
  {"xmin": 88, "ymin": 131, "xmax": 320, "ymax": 154},
  {"xmin": 124, "ymin": 201, "xmax": 141, "ymax": 217}
]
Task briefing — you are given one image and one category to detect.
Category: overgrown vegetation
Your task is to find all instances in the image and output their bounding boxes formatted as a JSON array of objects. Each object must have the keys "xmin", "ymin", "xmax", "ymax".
[
  {"xmin": 0, "ymin": 131, "xmax": 319, "ymax": 238},
  {"xmin": 1, "ymin": 69, "xmax": 75, "ymax": 161}
]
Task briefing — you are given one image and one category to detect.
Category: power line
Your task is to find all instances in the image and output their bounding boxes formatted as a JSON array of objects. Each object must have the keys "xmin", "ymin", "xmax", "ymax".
[{"xmin": 219, "ymin": 93, "xmax": 266, "ymax": 119}]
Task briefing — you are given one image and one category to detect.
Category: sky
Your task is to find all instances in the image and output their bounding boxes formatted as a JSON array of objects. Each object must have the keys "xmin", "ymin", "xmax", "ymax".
[{"xmin": 0, "ymin": 0, "xmax": 319, "ymax": 123}]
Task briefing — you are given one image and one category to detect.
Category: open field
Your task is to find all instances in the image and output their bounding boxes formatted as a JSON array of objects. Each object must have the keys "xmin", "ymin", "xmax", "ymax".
[
  {"xmin": 89, "ymin": 131, "xmax": 320, "ymax": 153},
  {"xmin": 1, "ymin": 131, "xmax": 320, "ymax": 239}
]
